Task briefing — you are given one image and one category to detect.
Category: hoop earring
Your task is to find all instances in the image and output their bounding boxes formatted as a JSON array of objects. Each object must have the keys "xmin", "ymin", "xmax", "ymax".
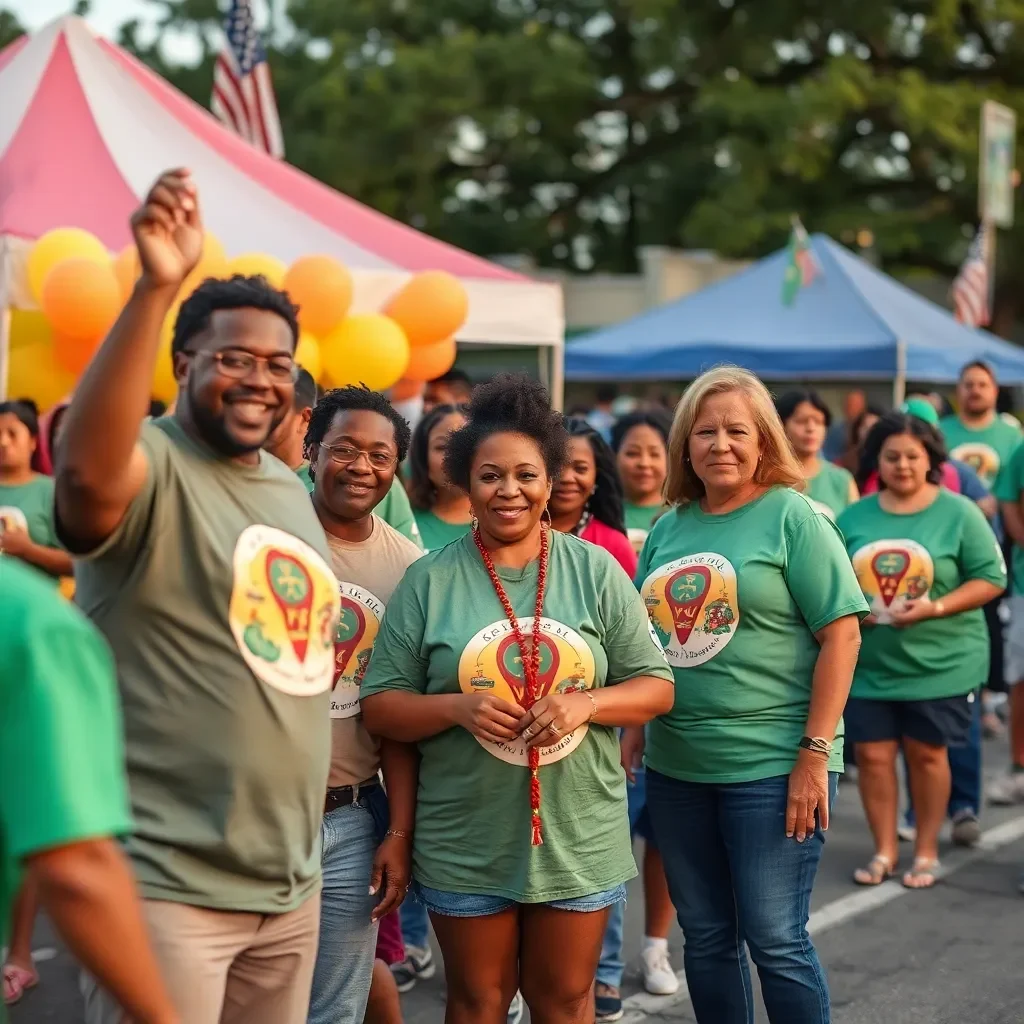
[{"xmin": 541, "ymin": 507, "xmax": 553, "ymax": 526}]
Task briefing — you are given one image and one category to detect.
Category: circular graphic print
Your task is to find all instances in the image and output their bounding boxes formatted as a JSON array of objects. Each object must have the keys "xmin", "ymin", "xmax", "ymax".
[
  {"xmin": 229, "ymin": 525, "xmax": 340, "ymax": 696},
  {"xmin": 0, "ymin": 506, "xmax": 29, "ymax": 534},
  {"xmin": 640, "ymin": 553, "xmax": 739, "ymax": 667},
  {"xmin": 458, "ymin": 616, "xmax": 597, "ymax": 766},
  {"xmin": 949, "ymin": 442, "xmax": 1000, "ymax": 486},
  {"xmin": 332, "ymin": 582, "xmax": 384, "ymax": 719},
  {"xmin": 850, "ymin": 538, "xmax": 934, "ymax": 625}
]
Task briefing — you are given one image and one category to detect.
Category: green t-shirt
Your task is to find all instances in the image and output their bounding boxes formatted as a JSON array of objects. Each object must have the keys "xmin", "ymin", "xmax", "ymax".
[
  {"xmin": 376, "ymin": 480, "xmax": 423, "ymax": 549},
  {"xmin": 0, "ymin": 559, "xmax": 131, "ymax": 962},
  {"xmin": 939, "ymin": 414, "xmax": 1022, "ymax": 491},
  {"xmin": 360, "ymin": 530, "xmax": 673, "ymax": 902},
  {"xmin": 837, "ymin": 491, "xmax": 1006, "ymax": 701},
  {"xmin": 69, "ymin": 417, "xmax": 340, "ymax": 913},
  {"xmin": 0, "ymin": 475, "xmax": 59, "ymax": 549},
  {"xmin": 295, "ymin": 461, "xmax": 313, "ymax": 492},
  {"xmin": 996, "ymin": 444, "xmax": 1024, "ymax": 593},
  {"xmin": 413, "ymin": 508, "xmax": 472, "ymax": 552},
  {"xmin": 624, "ymin": 501, "xmax": 665, "ymax": 553},
  {"xmin": 637, "ymin": 487, "xmax": 867, "ymax": 784},
  {"xmin": 805, "ymin": 461, "xmax": 856, "ymax": 518}
]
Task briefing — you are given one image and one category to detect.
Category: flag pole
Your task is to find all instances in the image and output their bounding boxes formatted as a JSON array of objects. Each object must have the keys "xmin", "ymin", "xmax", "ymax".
[
  {"xmin": 893, "ymin": 338, "xmax": 907, "ymax": 407},
  {"xmin": 983, "ymin": 217, "xmax": 997, "ymax": 324}
]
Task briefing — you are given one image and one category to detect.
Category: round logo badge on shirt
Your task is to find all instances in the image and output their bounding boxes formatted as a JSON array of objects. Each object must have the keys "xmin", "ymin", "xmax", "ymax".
[
  {"xmin": 458, "ymin": 616, "xmax": 597, "ymax": 767},
  {"xmin": 0, "ymin": 506, "xmax": 29, "ymax": 534},
  {"xmin": 850, "ymin": 538, "xmax": 934, "ymax": 625},
  {"xmin": 229, "ymin": 525, "xmax": 340, "ymax": 697},
  {"xmin": 640, "ymin": 553, "xmax": 739, "ymax": 667},
  {"xmin": 332, "ymin": 582, "xmax": 385, "ymax": 719},
  {"xmin": 950, "ymin": 442, "xmax": 1000, "ymax": 484}
]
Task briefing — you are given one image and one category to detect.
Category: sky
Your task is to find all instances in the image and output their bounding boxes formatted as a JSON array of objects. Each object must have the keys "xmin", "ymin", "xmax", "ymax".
[{"xmin": 9, "ymin": 0, "xmax": 155, "ymax": 38}]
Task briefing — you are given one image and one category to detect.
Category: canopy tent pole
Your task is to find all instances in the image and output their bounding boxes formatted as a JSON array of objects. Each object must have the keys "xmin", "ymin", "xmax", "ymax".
[
  {"xmin": 550, "ymin": 336, "xmax": 565, "ymax": 411},
  {"xmin": 892, "ymin": 338, "xmax": 907, "ymax": 407},
  {"xmin": 0, "ymin": 239, "xmax": 11, "ymax": 401}
]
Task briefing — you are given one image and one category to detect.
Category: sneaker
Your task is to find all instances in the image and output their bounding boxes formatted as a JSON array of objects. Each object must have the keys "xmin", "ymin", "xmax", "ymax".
[
  {"xmin": 391, "ymin": 944, "xmax": 435, "ymax": 993},
  {"xmin": 595, "ymin": 983, "xmax": 624, "ymax": 1022},
  {"xmin": 641, "ymin": 942, "xmax": 679, "ymax": 996},
  {"xmin": 897, "ymin": 823, "xmax": 917, "ymax": 843},
  {"xmin": 951, "ymin": 810, "xmax": 981, "ymax": 847},
  {"xmin": 506, "ymin": 990, "xmax": 524, "ymax": 1024},
  {"xmin": 987, "ymin": 769, "xmax": 1024, "ymax": 806}
]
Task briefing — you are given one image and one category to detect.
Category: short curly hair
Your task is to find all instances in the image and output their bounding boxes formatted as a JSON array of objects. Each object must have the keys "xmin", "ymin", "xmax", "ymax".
[
  {"xmin": 443, "ymin": 373, "xmax": 568, "ymax": 492},
  {"xmin": 857, "ymin": 412, "xmax": 946, "ymax": 491},
  {"xmin": 303, "ymin": 385, "xmax": 412, "ymax": 482},
  {"xmin": 172, "ymin": 275, "xmax": 300, "ymax": 356}
]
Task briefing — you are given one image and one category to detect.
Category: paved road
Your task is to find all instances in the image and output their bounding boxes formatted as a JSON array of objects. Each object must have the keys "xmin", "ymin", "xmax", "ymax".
[{"xmin": 11, "ymin": 735, "xmax": 1024, "ymax": 1023}]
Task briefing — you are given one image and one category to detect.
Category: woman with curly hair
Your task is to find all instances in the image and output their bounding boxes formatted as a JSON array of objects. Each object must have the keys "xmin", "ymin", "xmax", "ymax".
[
  {"xmin": 549, "ymin": 418, "xmax": 637, "ymax": 577},
  {"xmin": 407, "ymin": 403, "xmax": 471, "ymax": 552},
  {"xmin": 360, "ymin": 373, "xmax": 674, "ymax": 1024}
]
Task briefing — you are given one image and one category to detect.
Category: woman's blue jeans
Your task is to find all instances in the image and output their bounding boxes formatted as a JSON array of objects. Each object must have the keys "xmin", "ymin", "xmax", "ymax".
[{"xmin": 646, "ymin": 768, "xmax": 837, "ymax": 1024}]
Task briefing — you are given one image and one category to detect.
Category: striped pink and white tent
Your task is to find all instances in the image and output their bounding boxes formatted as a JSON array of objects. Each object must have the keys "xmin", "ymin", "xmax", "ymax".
[{"xmin": 0, "ymin": 16, "xmax": 564, "ymax": 356}]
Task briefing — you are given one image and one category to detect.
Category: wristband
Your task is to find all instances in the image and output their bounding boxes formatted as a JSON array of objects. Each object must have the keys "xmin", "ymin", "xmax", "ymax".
[
  {"xmin": 385, "ymin": 828, "xmax": 413, "ymax": 841},
  {"xmin": 584, "ymin": 690, "xmax": 599, "ymax": 722},
  {"xmin": 798, "ymin": 735, "xmax": 832, "ymax": 757}
]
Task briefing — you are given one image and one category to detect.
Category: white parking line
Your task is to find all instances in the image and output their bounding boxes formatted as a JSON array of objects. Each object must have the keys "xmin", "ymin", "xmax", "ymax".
[{"xmin": 619, "ymin": 813, "xmax": 1024, "ymax": 1022}]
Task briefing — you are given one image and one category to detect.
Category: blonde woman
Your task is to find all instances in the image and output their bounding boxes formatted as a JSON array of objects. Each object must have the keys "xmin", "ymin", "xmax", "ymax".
[{"xmin": 628, "ymin": 366, "xmax": 867, "ymax": 1024}]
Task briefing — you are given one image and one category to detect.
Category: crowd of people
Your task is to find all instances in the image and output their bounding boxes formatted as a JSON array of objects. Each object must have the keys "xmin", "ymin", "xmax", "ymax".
[{"xmin": 3, "ymin": 169, "xmax": 1024, "ymax": 1024}]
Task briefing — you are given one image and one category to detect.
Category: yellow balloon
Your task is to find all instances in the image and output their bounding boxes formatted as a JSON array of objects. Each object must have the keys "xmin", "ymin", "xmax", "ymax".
[
  {"xmin": 8, "ymin": 308, "xmax": 53, "ymax": 351},
  {"xmin": 7, "ymin": 336, "xmax": 77, "ymax": 412},
  {"xmin": 152, "ymin": 306, "xmax": 181, "ymax": 404},
  {"xmin": 180, "ymin": 234, "xmax": 231, "ymax": 301},
  {"xmin": 28, "ymin": 228, "xmax": 109, "ymax": 304},
  {"xmin": 229, "ymin": 253, "xmax": 287, "ymax": 288},
  {"xmin": 294, "ymin": 331, "xmax": 322, "ymax": 381},
  {"xmin": 321, "ymin": 315, "xmax": 409, "ymax": 392}
]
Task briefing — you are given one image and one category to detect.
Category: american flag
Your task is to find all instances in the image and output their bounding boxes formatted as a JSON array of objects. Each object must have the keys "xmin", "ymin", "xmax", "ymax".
[
  {"xmin": 211, "ymin": 0, "xmax": 285, "ymax": 158},
  {"xmin": 951, "ymin": 227, "xmax": 990, "ymax": 327}
]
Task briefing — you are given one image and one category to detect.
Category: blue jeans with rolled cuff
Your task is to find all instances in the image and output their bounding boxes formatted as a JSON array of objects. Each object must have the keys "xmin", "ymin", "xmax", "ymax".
[{"xmin": 646, "ymin": 768, "xmax": 838, "ymax": 1024}]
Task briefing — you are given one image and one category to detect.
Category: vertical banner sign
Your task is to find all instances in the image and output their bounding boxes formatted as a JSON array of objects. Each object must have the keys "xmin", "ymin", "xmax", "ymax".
[{"xmin": 980, "ymin": 101, "xmax": 1017, "ymax": 229}]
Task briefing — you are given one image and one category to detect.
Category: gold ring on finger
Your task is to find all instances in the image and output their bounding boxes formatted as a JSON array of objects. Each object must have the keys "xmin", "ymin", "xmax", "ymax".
[{"xmin": 549, "ymin": 724, "xmax": 561, "ymax": 736}]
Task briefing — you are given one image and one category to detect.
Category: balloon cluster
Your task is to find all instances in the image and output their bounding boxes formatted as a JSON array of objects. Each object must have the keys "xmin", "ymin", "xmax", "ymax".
[{"xmin": 9, "ymin": 227, "xmax": 469, "ymax": 411}]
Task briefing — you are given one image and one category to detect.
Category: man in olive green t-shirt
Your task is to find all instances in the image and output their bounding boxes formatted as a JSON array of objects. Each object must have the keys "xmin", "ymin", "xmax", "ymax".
[
  {"xmin": 55, "ymin": 172, "xmax": 340, "ymax": 1024},
  {"xmin": 1, "ymin": 559, "xmax": 177, "ymax": 1024}
]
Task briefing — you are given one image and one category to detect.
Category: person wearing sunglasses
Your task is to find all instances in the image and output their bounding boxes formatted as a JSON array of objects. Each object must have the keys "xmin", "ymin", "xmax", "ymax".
[{"xmin": 55, "ymin": 171, "xmax": 340, "ymax": 1024}]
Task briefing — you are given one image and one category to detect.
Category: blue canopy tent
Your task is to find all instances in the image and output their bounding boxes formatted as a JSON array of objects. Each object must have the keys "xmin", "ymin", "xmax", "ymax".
[{"xmin": 565, "ymin": 234, "xmax": 1024, "ymax": 397}]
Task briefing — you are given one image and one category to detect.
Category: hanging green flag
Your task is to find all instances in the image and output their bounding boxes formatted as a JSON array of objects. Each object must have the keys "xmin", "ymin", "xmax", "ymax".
[{"xmin": 782, "ymin": 218, "xmax": 820, "ymax": 306}]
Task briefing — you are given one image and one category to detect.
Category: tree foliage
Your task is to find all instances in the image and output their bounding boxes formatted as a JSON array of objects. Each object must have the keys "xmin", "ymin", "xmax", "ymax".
[{"xmin": 4, "ymin": 1, "xmax": 1024, "ymax": 328}]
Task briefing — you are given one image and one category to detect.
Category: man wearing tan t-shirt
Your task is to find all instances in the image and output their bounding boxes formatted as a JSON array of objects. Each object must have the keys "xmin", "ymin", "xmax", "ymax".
[{"xmin": 303, "ymin": 385, "xmax": 421, "ymax": 1024}]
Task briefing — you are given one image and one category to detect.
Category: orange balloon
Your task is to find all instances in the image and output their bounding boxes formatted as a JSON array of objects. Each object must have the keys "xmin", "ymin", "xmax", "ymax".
[
  {"xmin": 294, "ymin": 331, "xmax": 322, "ymax": 381},
  {"xmin": 112, "ymin": 245, "xmax": 140, "ymax": 303},
  {"xmin": 402, "ymin": 337, "xmax": 457, "ymax": 381},
  {"xmin": 283, "ymin": 255, "xmax": 353, "ymax": 337},
  {"xmin": 180, "ymin": 234, "xmax": 231, "ymax": 300},
  {"xmin": 385, "ymin": 271, "xmax": 469, "ymax": 347},
  {"xmin": 152, "ymin": 306, "xmax": 181, "ymax": 404},
  {"xmin": 52, "ymin": 330, "xmax": 103, "ymax": 377},
  {"xmin": 389, "ymin": 378, "xmax": 426, "ymax": 402},
  {"xmin": 41, "ymin": 258, "xmax": 122, "ymax": 342}
]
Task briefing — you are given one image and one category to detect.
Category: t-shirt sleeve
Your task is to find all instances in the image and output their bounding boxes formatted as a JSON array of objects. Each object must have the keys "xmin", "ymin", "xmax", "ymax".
[
  {"xmin": 995, "ymin": 444, "xmax": 1024, "ymax": 503},
  {"xmin": 955, "ymin": 460, "xmax": 991, "ymax": 504},
  {"xmin": 957, "ymin": 500, "xmax": 1008, "ymax": 588},
  {"xmin": 360, "ymin": 570, "xmax": 430, "ymax": 696},
  {"xmin": 784, "ymin": 510, "xmax": 869, "ymax": 633},
  {"xmin": 600, "ymin": 558, "xmax": 673, "ymax": 686},
  {"xmin": 1, "ymin": 604, "xmax": 132, "ymax": 862}
]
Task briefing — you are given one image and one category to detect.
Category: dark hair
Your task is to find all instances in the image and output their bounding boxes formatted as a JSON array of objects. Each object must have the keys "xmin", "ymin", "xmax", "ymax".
[
  {"xmin": 565, "ymin": 417, "xmax": 627, "ymax": 534},
  {"xmin": 444, "ymin": 373, "xmax": 568, "ymax": 491},
  {"xmin": 595, "ymin": 384, "xmax": 618, "ymax": 405},
  {"xmin": 172, "ymin": 275, "xmax": 300, "ymax": 356},
  {"xmin": 148, "ymin": 399, "xmax": 167, "ymax": 418},
  {"xmin": 294, "ymin": 367, "xmax": 319, "ymax": 412},
  {"xmin": 408, "ymin": 402, "xmax": 467, "ymax": 510},
  {"xmin": 434, "ymin": 368, "xmax": 471, "ymax": 387},
  {"xmin": 610, "ymin": 409, "xmax": 672, "ymax": 453},
  {"xmin": 303, "ymin": 385, "xmax": 413, "ymax": 482},
  {"xmin": 848, "ymin": 404, "xmax": 886, "ymax": 448},
  {"xmin": 857, "ymin": 412, "xmax": 946, "ymax": 490},
  {"xmin": 960, "ymin": 359, "xmax": 996, "ymax": 383},
  {"xmin": 775, "ymin": 389, "xmax": 832, "ymax": 429},
  {"xmin": 0, "ymin": 400, "xmax": 39, "ymax": 437}
]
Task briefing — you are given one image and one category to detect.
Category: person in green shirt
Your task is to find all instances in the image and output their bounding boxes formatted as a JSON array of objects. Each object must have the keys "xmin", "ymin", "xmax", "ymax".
[
  {"xmin": 54, "ymin": 172, "xmax": 340, "ymax": 1024},
  {"xmin": 633, "ymin": 366, "xmax": 865, "ymax": 1024},
  {"xmin": 407, "ymin": 402, "xmax": 472, "ymax": 551},
  {"xmin": 263, "ymin": 365, "xmax": 319, "ymax": 488},
  {"xmin": 939, "ymin": 359, "xmax": 1022, "ymax": 491},
  {"xmin": 840, "ymin": 413, "xmax": 1005, "ymax": 891},
  {"xmin": 611, "ymin": 409, "xmax": 672, "ymax": 553},
  {"xmin": 0, "ymin": 401, "xmax": 73, "ymax": 580},
  {"xmin": 360, "ymin": 373, "xmax": 674, "ymax": 1024},
  {"xmin": 776, "ymin": 389, "xmax": 858, "ymax": 519},
  {"xmin": 1, "ymin": 558, "xmax": 178, "ymax": 1023}
]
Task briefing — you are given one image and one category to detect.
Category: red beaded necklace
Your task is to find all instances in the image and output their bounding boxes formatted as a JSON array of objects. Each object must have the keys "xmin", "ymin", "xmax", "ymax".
[{"xmin": 473, "ymin": 523, "xmax": 550, "ymax": 846}]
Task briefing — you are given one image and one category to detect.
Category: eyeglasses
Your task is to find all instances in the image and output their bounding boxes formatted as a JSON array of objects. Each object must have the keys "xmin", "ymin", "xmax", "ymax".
[
  {"xmin": 184, "ymin": 349, "xmax": 298, "ymax": 382},
  {"xmin": 320, "ymin": 442, "xmax": 398, "ymax": 471}
]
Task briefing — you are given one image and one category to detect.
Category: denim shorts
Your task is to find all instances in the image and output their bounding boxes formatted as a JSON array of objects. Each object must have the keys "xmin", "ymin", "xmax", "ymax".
[{"xmin": 414, "ymin": 881, "xmax": 626, "ymax": 918}]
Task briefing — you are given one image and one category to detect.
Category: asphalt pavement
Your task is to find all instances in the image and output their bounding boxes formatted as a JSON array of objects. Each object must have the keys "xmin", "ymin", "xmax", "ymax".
[{"xmin": 10, "ymin": 734, "xmax": 1024, "ymax": 1024}]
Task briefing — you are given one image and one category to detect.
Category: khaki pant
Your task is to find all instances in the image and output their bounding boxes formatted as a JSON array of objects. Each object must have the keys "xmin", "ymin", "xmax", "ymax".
[{"xmin": 82, "ymin": 894, "xmax": 320, "ymax": 1024}]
